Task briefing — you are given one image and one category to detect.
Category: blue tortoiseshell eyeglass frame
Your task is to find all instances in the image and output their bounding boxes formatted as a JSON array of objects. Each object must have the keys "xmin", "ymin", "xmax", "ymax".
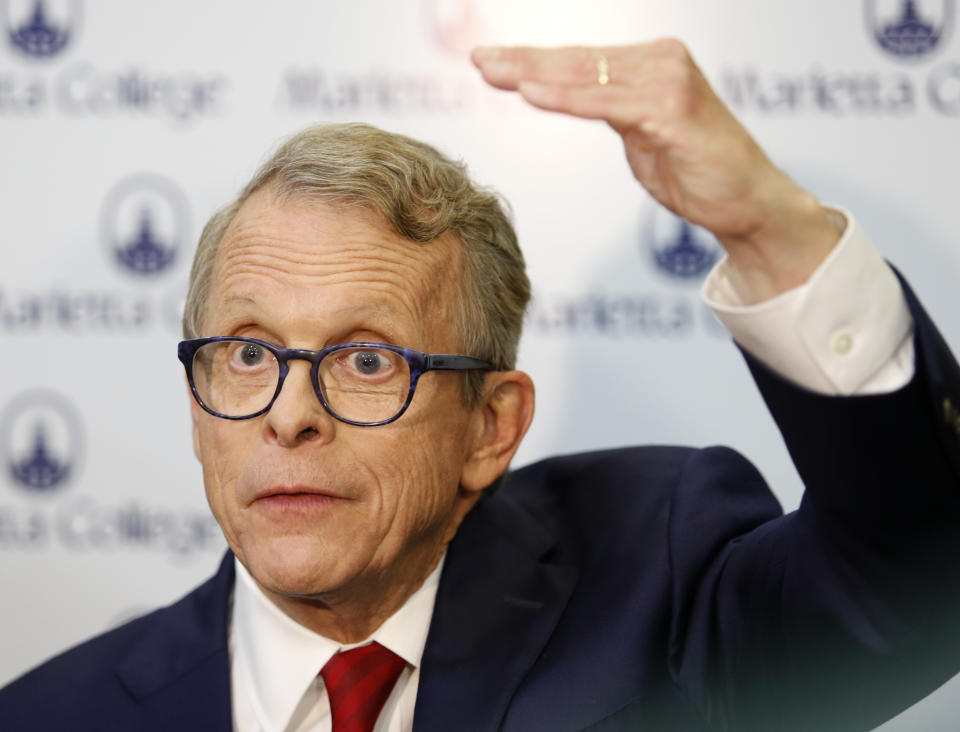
[{"xmin": 177, "ymin": 336, "xmax": 494, "ymax": 427}]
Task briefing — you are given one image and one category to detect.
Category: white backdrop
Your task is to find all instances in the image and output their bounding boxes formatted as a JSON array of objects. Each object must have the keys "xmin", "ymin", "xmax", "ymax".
[{"xmin": 2, "ymin": 1, "xmax": 959, "ymax": 729}]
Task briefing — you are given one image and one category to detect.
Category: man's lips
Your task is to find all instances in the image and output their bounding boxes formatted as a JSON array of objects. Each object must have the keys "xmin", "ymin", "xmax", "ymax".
[
  {"xmin": 252, "ymin": 485, "xmax": 341, "ymax": 503},
  {"xmin": 248, "ymin": 486, "xmax": 355, "ymax": 516}
]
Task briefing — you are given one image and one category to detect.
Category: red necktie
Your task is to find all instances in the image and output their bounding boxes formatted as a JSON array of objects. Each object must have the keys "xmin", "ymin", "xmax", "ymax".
[{"xmin": 320, "ymin": 642, "xmax": 407, "ymax": 732}]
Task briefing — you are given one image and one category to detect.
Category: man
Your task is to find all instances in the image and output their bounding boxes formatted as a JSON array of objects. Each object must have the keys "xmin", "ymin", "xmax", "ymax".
[{"xmin": 2, "ymin": 40, "xmax": 959, "ymax": 731}]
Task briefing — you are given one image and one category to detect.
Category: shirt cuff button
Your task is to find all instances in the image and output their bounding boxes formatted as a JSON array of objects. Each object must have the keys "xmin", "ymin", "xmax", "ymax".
[{"xmin": 831, "ymin": 332, "xmax": 854, "ymax": 356}]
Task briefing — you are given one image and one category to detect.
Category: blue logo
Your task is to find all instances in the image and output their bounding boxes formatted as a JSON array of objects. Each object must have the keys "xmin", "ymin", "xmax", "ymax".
[
  {"xmin": 1, "ymin": 389, "xmax": 84, "ymax": 493},
  {"xmin": 3, "ymin": 0, "xmax": 79, "ymax": 59},
  {"xmin": 645, "ymin": 206, "xmax": 722, "ymax": 281},
  {"xmin": 866, "ymin": 0, "xmax": 954, "ymax": 60},
  {"xmin": 101, "ymin": 174, "xmax": 190, "ymax": 278}
]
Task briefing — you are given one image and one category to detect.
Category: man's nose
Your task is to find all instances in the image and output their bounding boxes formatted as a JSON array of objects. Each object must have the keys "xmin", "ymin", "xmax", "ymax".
[{"xmin": 261, "ymin": 360, "xmax": 335, "ymax": 447}]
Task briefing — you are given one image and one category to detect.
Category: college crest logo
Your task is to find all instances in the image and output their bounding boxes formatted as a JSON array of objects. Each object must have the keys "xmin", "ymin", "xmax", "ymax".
[
  {"xmin": 100, "ymin": 173, "xmax": 190, "ymax": 278},
  {"xmin": 2, "ymin": 0, "xmax": 80, "ymax": 59},
  {"xmin": 645, "ymin": 206, "xmax": 721, "ymax": 282},
  {"xmin": 866, "ymin": 0, "xmax": 954, "ymax": 60},
  {"xmin": 1, "ymin": 389, "xmax": 84, "ymax": 493}
]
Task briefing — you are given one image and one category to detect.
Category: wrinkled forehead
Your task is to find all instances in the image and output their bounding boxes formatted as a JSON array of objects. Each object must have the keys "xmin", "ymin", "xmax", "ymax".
[{"xmin": 205, "ymin": 186, "xmax": 465, "ymax": 342}]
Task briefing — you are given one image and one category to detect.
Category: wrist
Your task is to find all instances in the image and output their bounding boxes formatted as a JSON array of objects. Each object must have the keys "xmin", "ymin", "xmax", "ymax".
[{"xmin": 719, "ymin": 179, "xmax": 843, "ymax": 304}]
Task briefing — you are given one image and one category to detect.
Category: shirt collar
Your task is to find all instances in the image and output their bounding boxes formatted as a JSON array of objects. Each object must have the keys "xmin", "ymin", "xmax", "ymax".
[{"xmin": 232, "ymin": 555, "xmax": 443, "ymax": 732}]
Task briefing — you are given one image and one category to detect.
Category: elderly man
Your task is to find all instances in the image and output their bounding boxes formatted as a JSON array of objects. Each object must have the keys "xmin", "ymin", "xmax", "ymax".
[{"xmin": 2, "ymin": 41, "xmax": 960, "ymax": 732}]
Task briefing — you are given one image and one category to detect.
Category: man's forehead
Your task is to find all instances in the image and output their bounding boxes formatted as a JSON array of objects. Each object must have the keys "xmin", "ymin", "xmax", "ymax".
[
  {"xmin": 216, "ymin": 187, "xmax": 461, "ymax": 278},
  {"xmin": 204, "ymin": 187, "xmax": 464, "ymax": 342}
]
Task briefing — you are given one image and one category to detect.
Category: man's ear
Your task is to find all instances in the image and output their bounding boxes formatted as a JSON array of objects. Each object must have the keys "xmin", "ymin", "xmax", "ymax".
[
  {"xmin": 460, "ymin": 370, "xmax": 535, "ymax": 494},
  {"xmin": 187, "ymin": 377, "xmax": 203, "ymax": 462}
]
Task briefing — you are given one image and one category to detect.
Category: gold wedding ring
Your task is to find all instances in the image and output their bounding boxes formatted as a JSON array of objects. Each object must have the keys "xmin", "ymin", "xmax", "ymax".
[{"xmin": 596, "ymin": 55, "xmax": 610, "ymax": 86}]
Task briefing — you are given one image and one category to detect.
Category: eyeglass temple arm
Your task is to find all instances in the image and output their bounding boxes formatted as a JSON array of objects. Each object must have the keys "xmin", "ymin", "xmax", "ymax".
[{"xmin": 426, "ymin": 355, "xmax": 494, "ymax": 371}]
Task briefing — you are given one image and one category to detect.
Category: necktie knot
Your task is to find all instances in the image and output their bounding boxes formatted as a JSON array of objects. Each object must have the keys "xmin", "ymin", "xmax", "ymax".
[{"xmin": 320, "ymin": 642, "xmax": 406, "ymax": 732}]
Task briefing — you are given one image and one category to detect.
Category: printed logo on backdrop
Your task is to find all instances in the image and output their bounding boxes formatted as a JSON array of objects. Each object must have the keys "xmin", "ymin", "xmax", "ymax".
[
  {"xmin": 721, "ymin": 0, "xmax": 960, "ymax": 116},
  {"xmin": 422, "ymin": 0, "xmax": 487, "ymax": 58},
  {"xmin": 276, "ymin": 0, "xmax": 487, "ymax": 115},
  {"xmin": 2, "ymin": 0, "xmax": 80, "ymax": 60},
  {"xmin": 0, "ymin": 387, "xmax": 222, "ymax": 557},
  {"xmin": 645, "ymin": 207, "xmax": 722, "ymax": 283},
  {"xmin": 866, "ymin": 0, "xmax": 954, "ymax": 60},
  {"xmin": 0, "ymin": 172, "xmax": 191, "ymax": 335},
  {"xmin": 101, "ymin": 174, "xmax": 190, "ymax": 279},
  {"xmin": 1, "ymin": 389, "xmax": 83, "ymax": 494},
  {"xmin": 524, "ymin": 203, "xmax": 726, "ymax": 340},
  {"xmin": 0, "ymin": 0, "xmax": 225, "ymax": 122}
]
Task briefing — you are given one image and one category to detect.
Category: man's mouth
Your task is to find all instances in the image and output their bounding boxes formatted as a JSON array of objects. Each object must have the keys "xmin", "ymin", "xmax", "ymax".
[
  {"xmin": 253, "ymin": 484, "xmax": 340, "ymax": 502},
  {"xmin": 250, "ymin": 485, "xmax": 351, "ymax": 515}
]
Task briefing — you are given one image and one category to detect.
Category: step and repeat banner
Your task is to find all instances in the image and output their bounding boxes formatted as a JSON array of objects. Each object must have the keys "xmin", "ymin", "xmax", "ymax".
[{"xmin": 2, "ymin": 1, "xmax": 959, "ymax": 728}]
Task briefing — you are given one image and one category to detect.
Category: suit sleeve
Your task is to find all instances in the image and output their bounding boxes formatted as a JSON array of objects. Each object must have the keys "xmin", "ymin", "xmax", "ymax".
[{"xmin": 672, "ymin": 276, "xmax": 960, "ymax": 732}]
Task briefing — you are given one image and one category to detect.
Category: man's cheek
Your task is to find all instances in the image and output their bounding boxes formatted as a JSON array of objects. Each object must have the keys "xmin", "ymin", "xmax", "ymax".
[{"xmin": 200, "ymin": 449, "xmax": 243, "ymax": 523}]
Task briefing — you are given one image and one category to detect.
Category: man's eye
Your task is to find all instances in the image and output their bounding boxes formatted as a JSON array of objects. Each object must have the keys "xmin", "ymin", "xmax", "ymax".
[
  {"xmin": 237, "ymin": 344, "xmax": 265, "ymax": 366},
  {"xmin": 352, "ymin": 351, "xmax": 384, "ymax": 375}
]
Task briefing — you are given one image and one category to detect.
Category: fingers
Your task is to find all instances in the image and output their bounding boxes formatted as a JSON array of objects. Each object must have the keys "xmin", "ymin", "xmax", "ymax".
[
  {"xmin": 472, "ymin": 39, "xmax": 727, "ymax": 161},
  {"xmin": 472, "ymin": 40, "xmax": 691, "ymax": 90},
  {"xmin": 472, "ymin": 41, "xmax": 711, "ymax": 130},
  {"xmin": 472, "ymin": 45, "xmax": 635, "ymax": 91},
  {"xmin": 514, "ymin": 59, "xmax": 702, "ymax": 129},
  {"xmin": 518, "ymin": 81, "xmax": 679, "ymax": 150},
  {"xmin": 515, "ymin": 82, "xmax": 642, "ymax": 129}
]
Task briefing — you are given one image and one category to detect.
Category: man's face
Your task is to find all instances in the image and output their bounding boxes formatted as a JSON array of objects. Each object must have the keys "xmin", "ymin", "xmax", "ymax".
[{"xmin": 191, "ymin": 186, "xmax": 481, "ymax": 616}]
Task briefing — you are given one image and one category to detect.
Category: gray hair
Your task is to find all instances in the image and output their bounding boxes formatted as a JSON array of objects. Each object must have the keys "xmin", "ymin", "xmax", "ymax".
[{"xmin": 182, "ymin": 123, "xmax": 529, "ymax": 405}]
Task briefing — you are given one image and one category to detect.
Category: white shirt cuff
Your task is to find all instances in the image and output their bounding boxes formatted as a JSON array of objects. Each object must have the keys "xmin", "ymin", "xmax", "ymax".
[{"xmin": 701, "ymin": 206, "xmax": 915, "ymax": 396}]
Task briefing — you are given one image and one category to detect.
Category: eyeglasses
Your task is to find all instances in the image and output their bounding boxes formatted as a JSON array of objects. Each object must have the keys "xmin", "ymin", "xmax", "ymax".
[{"xmin": 178, "ymin": 337, "xmax": 494, "ymax": 426}]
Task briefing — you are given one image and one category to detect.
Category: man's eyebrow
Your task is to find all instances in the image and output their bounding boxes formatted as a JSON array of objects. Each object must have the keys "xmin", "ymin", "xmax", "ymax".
[
  {"xmin": 212, "ymin": 295, "xmax": 407, "ymax": 340},
  {"xmin": 220, "ymin": 295, "xmax": 256, "ymax": 305},
  {"xmin": 218, "ymin": 294, "xmax": 258, "ymax": 310}
]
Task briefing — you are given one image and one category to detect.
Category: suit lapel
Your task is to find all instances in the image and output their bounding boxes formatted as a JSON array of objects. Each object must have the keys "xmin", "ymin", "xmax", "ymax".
[
  {"xmin": 115, "ymin": 552, "xmax": 235, "ymax": 732},
  {"xmin": 105, "ymin": 498, "xmax": 576, "ymax": 732},
  {"xmin": 414, "ymin": 491, "xmax": 579, "ymax": 732}
]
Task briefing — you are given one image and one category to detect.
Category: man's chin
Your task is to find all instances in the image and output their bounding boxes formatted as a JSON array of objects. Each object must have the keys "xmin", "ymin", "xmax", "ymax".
[{"xmin": 237, "ymin": 535, "xmax": 362, "ymax": 599}]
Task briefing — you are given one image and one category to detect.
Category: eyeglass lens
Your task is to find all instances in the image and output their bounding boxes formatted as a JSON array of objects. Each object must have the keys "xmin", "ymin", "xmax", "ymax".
[{"xmin": 191, "ymin": 340, "xmax": 411, "ymax": 423}]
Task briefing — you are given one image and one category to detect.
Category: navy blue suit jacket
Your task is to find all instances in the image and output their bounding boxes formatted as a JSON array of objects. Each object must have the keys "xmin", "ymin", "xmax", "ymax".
[{"xmin": 3, "ymin": 280, "xmax": 960, "ymax": 731}]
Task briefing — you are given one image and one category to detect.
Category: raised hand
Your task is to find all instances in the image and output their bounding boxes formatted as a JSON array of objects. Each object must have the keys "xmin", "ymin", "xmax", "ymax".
[{"xmin": 472, "ymin": 40, "xmax": 841, "ymax": 301}]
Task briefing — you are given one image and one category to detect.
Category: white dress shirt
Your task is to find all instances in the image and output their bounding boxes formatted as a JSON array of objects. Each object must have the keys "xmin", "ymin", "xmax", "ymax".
[
  {"xmin": 230, "ymin": 557, "xmax": 441, "ymax": 732},
  {"xmin": 229, "ymin": 207, "xmax": 915, "ymax": 732}
]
